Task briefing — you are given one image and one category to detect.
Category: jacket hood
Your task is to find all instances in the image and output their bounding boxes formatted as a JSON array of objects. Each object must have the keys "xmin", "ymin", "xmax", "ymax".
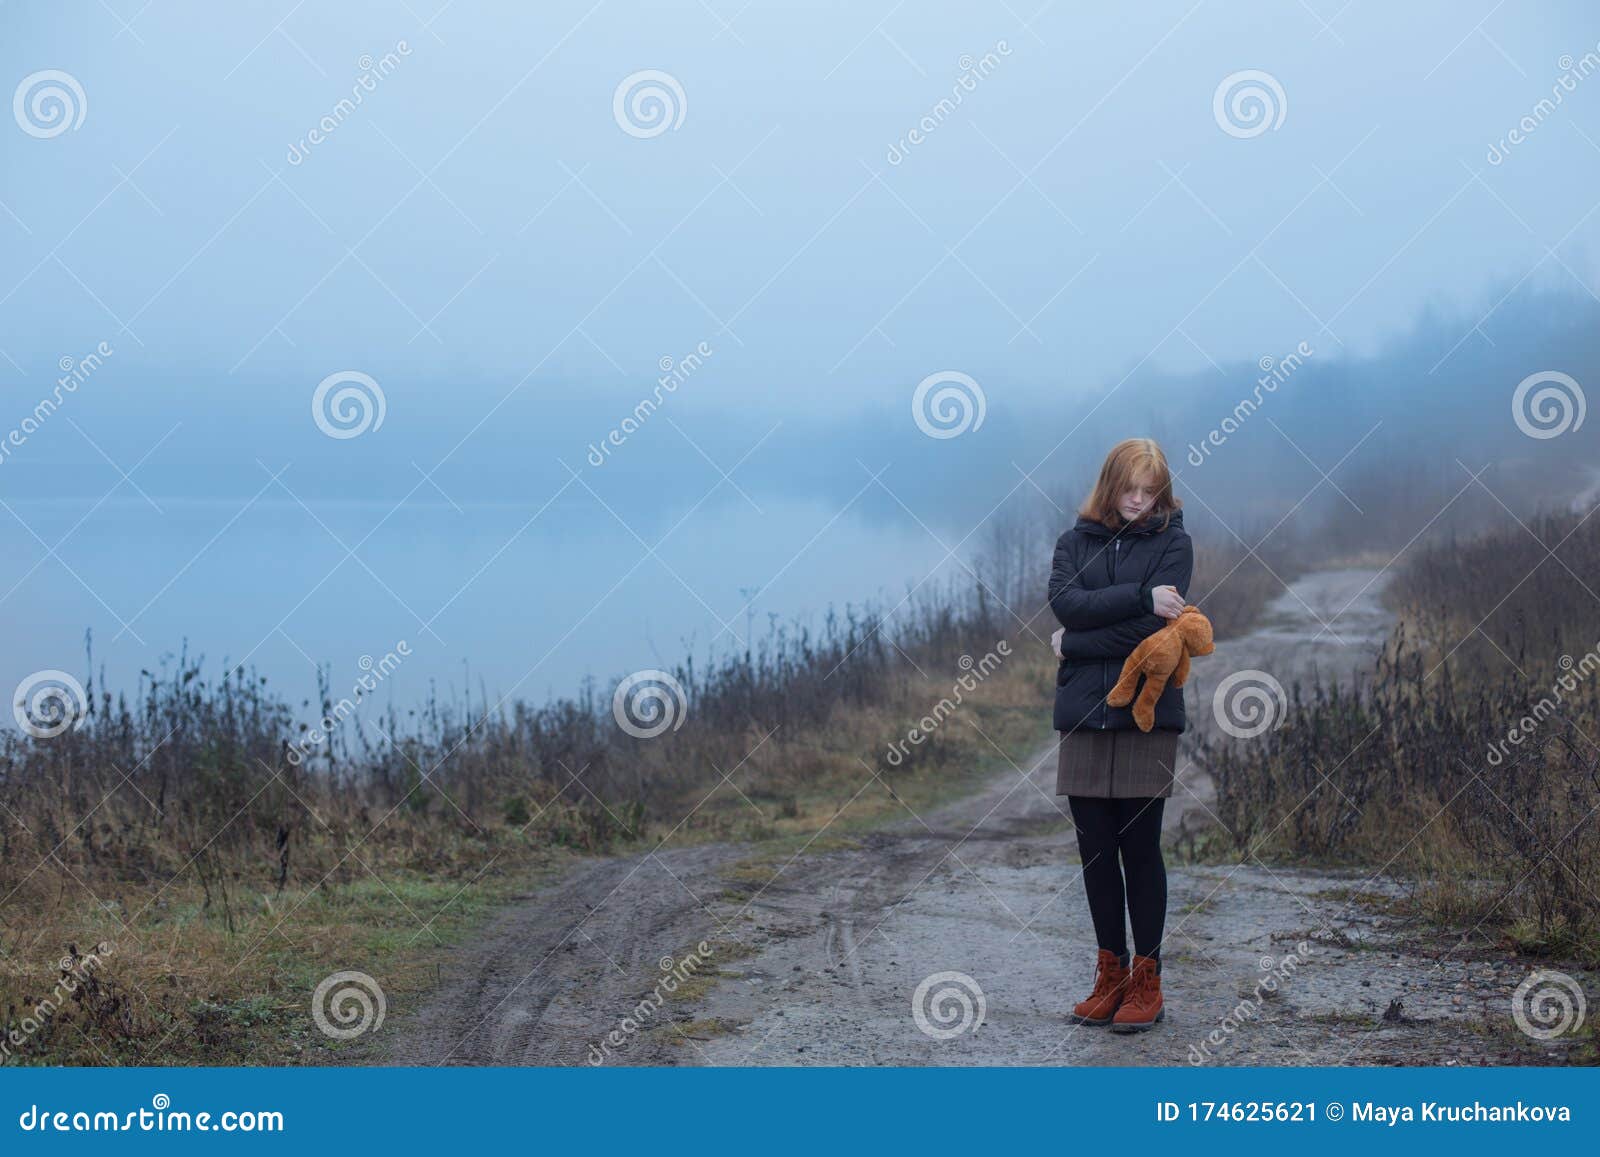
[{"xmin": 1072, "ymin": 507, "xmax": 1184, "ymax": 539}]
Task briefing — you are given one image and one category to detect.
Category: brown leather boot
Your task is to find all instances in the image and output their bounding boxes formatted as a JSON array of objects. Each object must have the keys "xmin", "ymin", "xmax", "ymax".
[
  {"xmin": 1110, "ymin": 953, "xmax": 1164, "ymax": 1032},
  {"xmin": 1070, "ymin": 949, "xmax": 1130, "ymax": 1025}
]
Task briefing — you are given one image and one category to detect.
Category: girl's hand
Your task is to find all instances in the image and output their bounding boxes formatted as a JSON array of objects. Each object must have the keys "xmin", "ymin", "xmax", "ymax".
[
  {"xmin": 1150, "ymin": 584, "xmax": 1185, "ymax": 620},
  {"xmin": 1051, "ymin": 626, "xmax": 1065, "ymax": 659}
]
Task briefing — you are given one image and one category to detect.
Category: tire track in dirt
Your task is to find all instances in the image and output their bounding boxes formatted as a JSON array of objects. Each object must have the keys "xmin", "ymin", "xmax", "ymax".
[{"xmin": 377, "ymin": 846, "xmax": 746, "ymax": 1065}]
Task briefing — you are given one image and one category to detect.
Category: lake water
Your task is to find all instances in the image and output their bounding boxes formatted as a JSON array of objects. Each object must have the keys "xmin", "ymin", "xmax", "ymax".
[{"xmin": 2, "ymin": 489, "xmax": 970, "ymax": 732}]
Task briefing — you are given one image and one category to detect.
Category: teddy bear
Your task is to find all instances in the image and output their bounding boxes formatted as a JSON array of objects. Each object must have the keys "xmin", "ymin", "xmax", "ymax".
[{"xmin": 1105, "ymin": 604, "xmax": 1215, "ymax": 732}]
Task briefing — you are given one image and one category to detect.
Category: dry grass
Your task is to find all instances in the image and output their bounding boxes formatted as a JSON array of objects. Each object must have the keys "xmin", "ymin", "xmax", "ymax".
[
  {"xmin": 1, "ymin": 582, "xmax": 1063, "ymax": 1063},
  {"xmin": 1199, "ymin": 507, "xmax": 1600, "ymax": 964}
]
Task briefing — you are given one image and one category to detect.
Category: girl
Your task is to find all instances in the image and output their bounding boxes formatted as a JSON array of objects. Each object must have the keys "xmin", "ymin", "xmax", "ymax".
[{"xmin": 1047, "ymin": 437, "xmax": 1191, "ymax": 1033}]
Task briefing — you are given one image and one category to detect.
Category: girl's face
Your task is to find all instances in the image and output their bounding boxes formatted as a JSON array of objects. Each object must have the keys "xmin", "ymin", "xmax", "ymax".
[{"xmin": 1117, "ymin": 477, "xmax": 1158, "ymax": 523}]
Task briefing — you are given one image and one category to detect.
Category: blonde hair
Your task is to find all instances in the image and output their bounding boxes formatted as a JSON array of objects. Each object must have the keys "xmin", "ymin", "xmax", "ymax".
[{"xmin": 1078, "ymin": 438, "xmax": 1181, "ymax": 532}]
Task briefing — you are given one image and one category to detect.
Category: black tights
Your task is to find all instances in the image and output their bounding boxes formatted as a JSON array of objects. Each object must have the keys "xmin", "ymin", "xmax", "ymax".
[{"xmin": 1066, "ymin": 795, "xmax": 1167, "ymax": 964}]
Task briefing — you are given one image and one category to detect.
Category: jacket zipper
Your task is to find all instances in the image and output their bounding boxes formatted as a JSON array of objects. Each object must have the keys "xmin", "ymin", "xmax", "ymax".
[
  {"xmin": 1105, "ymin": 536, "xmax": 1123, "ymax": 794},
  {"xmin": 1107, "ymin": 537, "xmax": 1132, "ymax": 790},
  {"xmin": 1101, "ymin": 537, "xmax": 1120, "ymax": 733}
]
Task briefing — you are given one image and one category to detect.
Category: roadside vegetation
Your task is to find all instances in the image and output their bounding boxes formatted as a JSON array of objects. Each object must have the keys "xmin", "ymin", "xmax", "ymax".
[{"xmin": 1201, "ymin": 508, "xmax": 1600, "ymax": 969}]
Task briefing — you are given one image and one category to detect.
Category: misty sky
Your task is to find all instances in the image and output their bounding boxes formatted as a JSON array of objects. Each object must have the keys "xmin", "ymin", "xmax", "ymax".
[{"xmin": 4, "ymin": 3, "xmax": 1599, "ymax": 494}]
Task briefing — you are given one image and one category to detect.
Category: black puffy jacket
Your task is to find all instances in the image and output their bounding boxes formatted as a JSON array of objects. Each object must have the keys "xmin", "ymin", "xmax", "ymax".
[{"xmin": 1047, "ymin": 508, "xmax": 1194, "ymax": 733}]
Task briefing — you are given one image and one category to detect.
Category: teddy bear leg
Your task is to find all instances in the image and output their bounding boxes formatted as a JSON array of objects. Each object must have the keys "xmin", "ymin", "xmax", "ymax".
[
  {"xmin": 1107, "ymin": 638, "xmax": 1154, "ymax": 708},
  {"xmin": 1107, "ymin": 664, "xmax": 1142, "ymax": 708},
  {"xmin": 1133, "ymin": 675, "xmax": 1166, "ymax": 732}
]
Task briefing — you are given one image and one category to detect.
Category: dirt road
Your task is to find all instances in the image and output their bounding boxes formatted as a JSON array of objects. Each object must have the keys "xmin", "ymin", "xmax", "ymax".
[{"xmin": 378, "ymin": 569, "xmax": 1577, "ymax": 1066}]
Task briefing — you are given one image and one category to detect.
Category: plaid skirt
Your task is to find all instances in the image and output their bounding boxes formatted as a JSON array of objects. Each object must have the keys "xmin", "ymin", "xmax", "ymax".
[{"xmin": 1055, "ymin": 728, "xmax": 1179, "ymax": 799}]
